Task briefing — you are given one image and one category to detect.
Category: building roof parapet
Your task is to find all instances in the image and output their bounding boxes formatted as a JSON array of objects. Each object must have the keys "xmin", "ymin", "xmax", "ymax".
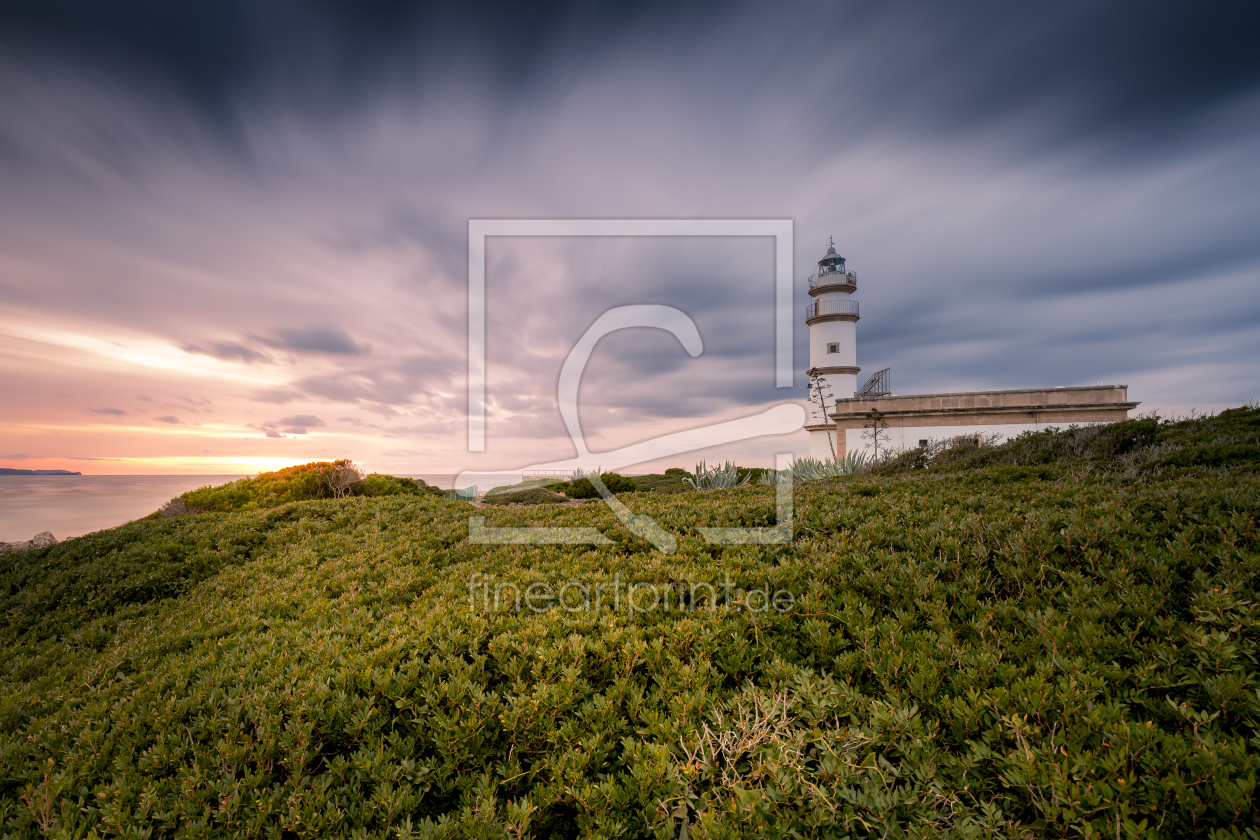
[{"xmin": 829, "ymin": 385, "xmax": 1137, "ymax": 422}]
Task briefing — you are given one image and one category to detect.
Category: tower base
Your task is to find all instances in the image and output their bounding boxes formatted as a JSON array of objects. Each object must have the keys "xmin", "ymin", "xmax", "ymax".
[{"xmin": 806, "ymin": 426, "xmax": 845, "ymax": 460}]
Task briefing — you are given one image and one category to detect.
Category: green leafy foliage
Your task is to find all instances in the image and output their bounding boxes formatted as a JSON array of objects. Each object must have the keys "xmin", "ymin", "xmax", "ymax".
[
  {"xmin": 870, "ymin": 406, "xmax": 1260, "ymax": 478},
  {"xmin": 766, "ymin": 453, "xmax": 866, "ymax": 483},
  {"xmin": 175, "ymin": 462, "xmax": 441, "ymax": 513},
  {"xmin": 0, "ymin": 409, "xmax": 1258, "ymax": 837},
  {"xmin": 481, "ymin": 487, "xmax": 568, "ymax": 506},
  {"xmin": 632, "ymin": 473, "xmax": 694, "ymax": 494},
  {"xmin": 550, "ymin": 472, "xmax": 638, "ymax": 499},
  {"xmin": 483, "ymin": 479, "xmax": 564, "ymax": 498},
  {"xmin": 355, "ymin": 473, "xmax": 445, "ymax": 499},
  {"xmin": 686, "ymin": 461, "xmax": 751, "ymax": 490}
]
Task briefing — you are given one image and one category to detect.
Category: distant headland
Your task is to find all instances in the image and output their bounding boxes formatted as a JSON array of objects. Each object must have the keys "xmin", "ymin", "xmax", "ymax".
[{"xmin": 0, "ymin": 468, "xmax": 82, "ymax": 475}]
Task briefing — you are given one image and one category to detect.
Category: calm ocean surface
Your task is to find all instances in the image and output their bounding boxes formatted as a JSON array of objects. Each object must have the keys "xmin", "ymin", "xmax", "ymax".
[{"xmin": 0, "ymin": 474, "xmax": 458, "ymax": 543}]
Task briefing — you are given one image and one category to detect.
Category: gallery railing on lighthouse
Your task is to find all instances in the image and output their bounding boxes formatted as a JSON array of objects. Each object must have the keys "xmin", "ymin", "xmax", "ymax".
[
  {"xmin": 806, "ymin": 299, "xmax": 860, "ymax": 319},
  {"xmin": 807, "ymin": 269, "xmax": 858, "ymax": 291}
]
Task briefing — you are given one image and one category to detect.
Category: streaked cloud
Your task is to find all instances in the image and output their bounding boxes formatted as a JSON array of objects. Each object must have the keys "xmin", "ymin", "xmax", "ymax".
[
  {"xmin": 0, "ymin": 0, "xmax": 1256, "ymax": 473},
  {"xmin": 263, "ymin": 327, "xmax": 365, "ymax": 356},
  {"xmin": 183, "ymin": 342, "xmax": 272, "ymax": 364}
]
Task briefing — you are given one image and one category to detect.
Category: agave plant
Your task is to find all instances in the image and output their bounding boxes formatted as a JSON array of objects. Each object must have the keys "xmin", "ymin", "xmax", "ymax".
[
  {"xmin": 685, "ymin": 460, "xmax": 751, "ymax": 490},
  {"xmin": 760, "ymin": 452, "xmax": 867, "ymax": 484}
]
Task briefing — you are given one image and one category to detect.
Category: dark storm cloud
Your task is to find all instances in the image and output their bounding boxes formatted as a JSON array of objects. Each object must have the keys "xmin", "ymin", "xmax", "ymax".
[
  {"xmin": 263, "ymin": 326, "xmax": 364, "ymax": 355},
  {"xmin": 0, "ymin": 0, "xmax": 704, "ymax": 128},
  {"xmin": 806, "ymin": 3, "xmax": 1260, "ymax": 153},
  {"xmin": 3, "ymin": 1, "xmax": 1257, "ymax": 155}
]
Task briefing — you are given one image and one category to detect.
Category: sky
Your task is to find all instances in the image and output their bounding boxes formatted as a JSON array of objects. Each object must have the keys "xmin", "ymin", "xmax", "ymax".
[{"xmin": 1, "ymin": 0, "xmax": 1258, "ymax": 475}]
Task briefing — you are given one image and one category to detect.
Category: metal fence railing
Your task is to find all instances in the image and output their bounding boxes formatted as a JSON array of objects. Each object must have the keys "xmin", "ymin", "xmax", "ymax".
[
  {"xmin": 807, "ymin": 269, "xmax": 858, "ymax": 291},
  {"xmin": 806, "ymin": 299, "xmax": 860, "ymax": 319}
]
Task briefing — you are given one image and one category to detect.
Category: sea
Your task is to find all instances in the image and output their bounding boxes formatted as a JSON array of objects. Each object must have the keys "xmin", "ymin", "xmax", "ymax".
[{"xmin": 0, "ymin": 474, "xmax": 458, "ymax": 544}]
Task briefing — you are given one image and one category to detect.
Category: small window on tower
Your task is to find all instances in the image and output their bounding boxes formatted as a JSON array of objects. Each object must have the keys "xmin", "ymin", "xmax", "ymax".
[{"xmin": 827, "ymin": 343, "xmax": 839, "ymax": 354}]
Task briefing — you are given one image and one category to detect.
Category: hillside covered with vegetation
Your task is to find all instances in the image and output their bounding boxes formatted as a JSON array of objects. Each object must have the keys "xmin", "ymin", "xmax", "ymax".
[
  {"xmin": 167, "ymin": 461, "xmax": 443, "ymax": 515},
  {"xmin": 1, "ymin": 408, "xmax": 1258, "ymax": 837}
]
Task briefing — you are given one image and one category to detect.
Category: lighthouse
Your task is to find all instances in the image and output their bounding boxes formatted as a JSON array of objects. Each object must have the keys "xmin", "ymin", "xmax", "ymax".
[
  {"xmin": 805, "ymin": 237, "xmax": 859, "ymax": 458},
  {"xmin": 802, "ymin": 237, "xmax": 1139, "ymax": 461}
]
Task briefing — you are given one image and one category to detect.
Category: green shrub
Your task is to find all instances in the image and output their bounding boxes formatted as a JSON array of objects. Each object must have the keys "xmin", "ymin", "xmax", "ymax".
[
  {"xmin": 871, "ymin": 405, "xmax": 1260, "ymax": 479},
  {"xmin": 1, "ymin": 409, "xmax": 1258, "ymax": 837},
  {"xmin": 175, "ymin": 462, "xmax": 439, "ymax": 513},
  {"xmin": 551, "ymin": 472, "xmax": 638, "ymax": 498},
  {"xmin": 483, "ymin": 479, "xmax": 564, "ymax": 498},
  {"xmin": 354, "ymin": 473, "xmax": 444, "ymax": 498},
  {"xmin": 481, "ymin": 487, "xmax": 567, "ymax": 505},
  {"xmin": 630, "ymin": 473, "xmax": 693, "ymax": 494}
]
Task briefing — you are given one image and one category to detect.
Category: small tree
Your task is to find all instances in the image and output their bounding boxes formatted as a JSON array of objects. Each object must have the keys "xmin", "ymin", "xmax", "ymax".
[
  {"xmin": 323, "ymin": 459, "xmax": 364, "ymax": 499},
  {"xmin": 861, "ymin": 409, "xmax": 891, "ymax": 462},
  {"xmin": 807, "ymin": 370, "xmax": 838, "ymax": 459}
]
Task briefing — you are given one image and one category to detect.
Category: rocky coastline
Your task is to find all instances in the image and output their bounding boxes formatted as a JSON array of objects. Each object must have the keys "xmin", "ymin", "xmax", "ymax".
[{"xmin": 0, "ymin": 532, "xmax": 58, "ymax": 554}]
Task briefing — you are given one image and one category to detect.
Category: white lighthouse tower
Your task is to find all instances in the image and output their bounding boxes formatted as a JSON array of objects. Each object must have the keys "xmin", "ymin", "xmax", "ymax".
[{"xmin": 805, "ymin": 238, "xmax": 860, "ymax": 458}]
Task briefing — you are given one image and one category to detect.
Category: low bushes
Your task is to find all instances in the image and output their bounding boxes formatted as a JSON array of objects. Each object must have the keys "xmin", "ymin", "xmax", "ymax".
[
  {"xmin": 549, "ymin": 471, "xmax": 638, "ymax": 498},
  {"xmin": 481, "ymin": 486, "xmax": 568, "ymax": 506},
  {"xmin": 173, "ymin": 461, "xmax": 442, "ymax": 513},
  {"xmin": 868, "ymin": 405, "xmax": 1260, "ymax": 478},
  {"xmin": 0, "ymin": 409, "xmax": 1257, "ymax": 837},
  {"xmin": 630, "ymin": 473, "xmax": 693, "ymax": 494},
  {"xmin": 355, "ymin": 473, "xmax": 445, "ymax": 499}
]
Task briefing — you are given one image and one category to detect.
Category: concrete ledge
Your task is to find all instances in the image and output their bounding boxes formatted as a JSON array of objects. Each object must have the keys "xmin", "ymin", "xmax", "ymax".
[
  {"xmin": 807, "ymin": 365, "xmax": 861, "ymax": 376},
  {"xmin": 832, "ymin": 405, "xmax": 1138, "ymax": 429},
  {"xmin": 808, "ymin": 282, "xmax": 856, "ymax": 297},
  {"xmin": 806, "ymin": 313, "xmax": 859, "ymax": 326},
  {"xmin": 828, "ymin": 385, "xmax": 1139, "ymax": 429}
]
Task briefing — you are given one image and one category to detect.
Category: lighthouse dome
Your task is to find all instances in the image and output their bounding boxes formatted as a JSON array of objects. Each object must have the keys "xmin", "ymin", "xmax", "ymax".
[{"xmin": 817, "ymin": 237, "xmax": 846, "ymax": 271}]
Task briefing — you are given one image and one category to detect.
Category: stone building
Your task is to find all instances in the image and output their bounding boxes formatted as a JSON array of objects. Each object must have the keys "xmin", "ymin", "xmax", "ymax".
[{"xmin": 803, "ymin": 241, "xmax": 1139, "ymax": 459}]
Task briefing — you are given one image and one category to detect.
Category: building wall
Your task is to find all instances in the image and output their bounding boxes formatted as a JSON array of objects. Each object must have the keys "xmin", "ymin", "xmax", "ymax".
[
  {"xmin": 808, "ymin": 427, "xmax": 843, "ymax": 460},
  {"xmin": 832, "ymin": 385, "xmax": 1135, "ymax": 421},
  {"xmin": 805, "ymin": 384, "xmax": 1139, "ymax": 462},
  {"xmin": 845, "ymin": 421, "xmax": 1048, "ymax": 457},
  {"xmin": 808, "ymin": 319, "xmax": 857, "ymax": 378}
]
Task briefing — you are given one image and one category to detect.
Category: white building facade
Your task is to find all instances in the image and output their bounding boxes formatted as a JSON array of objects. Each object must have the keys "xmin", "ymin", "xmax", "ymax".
[{"xmin": 803, "ymin": 240, "xmax": 1139, "ymax": 460}]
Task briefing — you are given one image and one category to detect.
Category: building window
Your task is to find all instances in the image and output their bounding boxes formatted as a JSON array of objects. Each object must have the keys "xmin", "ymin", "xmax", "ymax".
[
  {"xmin": 919, "ymin": 439, "xmax": 929, "ymax": 448},
  {"xmin": 827, "ymin": 343, "xmax": 839, "ymax": 353}
]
